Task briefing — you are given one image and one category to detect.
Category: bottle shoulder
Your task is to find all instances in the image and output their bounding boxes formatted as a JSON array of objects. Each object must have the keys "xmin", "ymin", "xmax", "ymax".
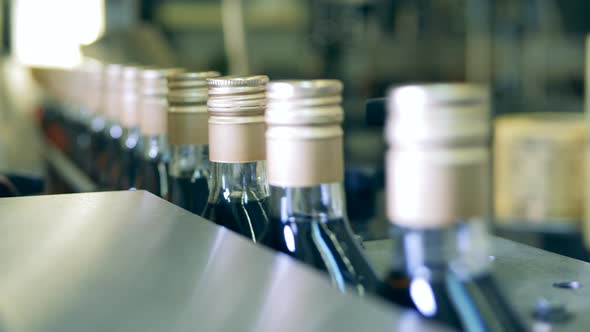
[
  {"xmin": 271, "ymin": 215, "xmax": 379, "ymax": 294},
  {"xmin": 203, "ymin": 194, "xmax": 270, "ymax": 243}
]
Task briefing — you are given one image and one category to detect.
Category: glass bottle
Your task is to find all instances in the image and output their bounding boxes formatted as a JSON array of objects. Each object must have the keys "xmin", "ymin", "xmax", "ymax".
[
  {"xmin": 60, "ymin": 66, "xmax": 92, "ymax": 169},
  {"xmin": 36, "ymin": 67, "xmax": 70, "ymax": 154},
  {"xmin": 60, "ymin": 70, "xmax": 86, "ymax": 163},
  {"xmin": 167, "ymin": 71, "xmax": 219, "ymax": 214},
  {"xmin": 262, "ymin": 80, "xmax": 379, "ymax": 295},
  {"xmin": 379, "ymin": 84, "xmax": 525, "ymax": 331},
  {"xmin": 117, "ymin": 65, "xmax": 142, "ymax": 190},
  {"xmin": 136, "ymin": 67, "xmax": 184, "ymax": 198},
  {"xmin": 100, "ymin": 63, "xmax": 124, "ymax": 190},
  {"xmin": 202, "ymin": 75, "xmax": 271, "ymax": 242},
  {"xmin": 81, "ymin": 59, "xmax": 108, "ymax": 182}
]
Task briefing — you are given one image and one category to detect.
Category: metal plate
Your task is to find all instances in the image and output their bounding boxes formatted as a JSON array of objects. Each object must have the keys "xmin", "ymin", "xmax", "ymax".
[{"xmin": 0, "ymin": 191, "xmax": 447, "ymax": 332}]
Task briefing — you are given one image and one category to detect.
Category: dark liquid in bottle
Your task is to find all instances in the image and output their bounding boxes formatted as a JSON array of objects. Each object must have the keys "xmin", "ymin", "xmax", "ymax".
[
  {"xmin": 73, "ymin": 128, "xmax": 91, "ymax": 170},
  {"xmin": 40, "ymin": 105, "xmax": 67, "ymax": 151},
  {"xmin": 118, "ymin": 148, "xmax": 140, "ymax": 190},
  {"xmin": 379, "ymin": 270, "xmax": 415, "ymax": 308},
  {"xmin": 138, "ymin": 159, "xmax": 168, "ymax": 198},
  {"xmin": 265, "ymin": 215, "xmax": 378, "ymax": 294},
  {"xmin": 101, "ymin": 137, "xmax": 122, "ymax": 190},
  {"xmin": 89, "ymin": 131, "xmax": 108, "ymax": 183},
  {"xmin": 380, "ymin": 268, "xmax": 462, "ymax": 329},
  {"xmin": 202, "ymin": 196, "xmax": 270, "ymax": 242},
  {"xmin": 380, "ymin": 268, "xmax": 524, "ymax": 331},
  {"xmin": 169, "ymin": 176, "xmax": 209, "ymax": 214}
]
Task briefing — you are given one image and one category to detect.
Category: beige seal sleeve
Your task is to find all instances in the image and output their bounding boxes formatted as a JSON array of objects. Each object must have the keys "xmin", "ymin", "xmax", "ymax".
[
  {"xmin": 85, "ymin": 90, "xmax": 102, "ymax": 114},
  {"xmin": 140, "ymin": 98, "xmax": 167, "ymax": 136},
  {"xmin": 106, "ymin": 91, "xmax": 120, "ymax": 121},
  {"xmin": 168, "ymin": 106, "xmax": 209, "ymax": 146},
  {"xmin": 387, "ymin": 147, "xmax": 490, "ymax": 228},
  {"xmin": 209, "ymin": 116, "xmax": 266, "ymax": 162},
  {"xmin": 267, "ymin": 126, "xmax": 343, "ymax": 187},
  {"xmin": 120, "ymin": 94, "xmax": 138, "ymax": 128}
]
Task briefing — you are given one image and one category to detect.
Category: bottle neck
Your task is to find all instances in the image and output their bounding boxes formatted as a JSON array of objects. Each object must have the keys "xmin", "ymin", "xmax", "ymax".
[
  {"xmin": 89, "ymin": 113, "xmax": 106, "ymax": 133},
  {"xmin": 105, "ymin": 119, "xmax": 123, "ymax": 140},
  {"xmin": 77, "ymin": 107, "xmax": 92, "ymax": 126},
  {"xmin": 391, "ymin": 221, "xmax": 491, "ymax": 280},
  {"xmin": 61, "ymin": 104, "xmax": 78, "ymax": 122},
  {"xmin": 208, "ymin": 161, "xmax": 269, "ymax": 202},
  {"xmin": 141, "ymin": 134, "xmax": 169, "ymax": 161},
  {"xmin": 269, "ymin": 182, "xmax": 346, "ymax": 221},
  {"xmin": 120, "ymin": 127, "xmax": 140, "ymax": 150},
  {"xmin": 169, "ymin": 144, "xmax": 210, "ymax": 178}
]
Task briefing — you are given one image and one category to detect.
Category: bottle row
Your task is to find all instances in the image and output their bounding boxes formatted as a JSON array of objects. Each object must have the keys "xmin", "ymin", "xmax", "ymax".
[{"xmin": 34, "ymin": 61, "xmax": 524, "ymax": 331}]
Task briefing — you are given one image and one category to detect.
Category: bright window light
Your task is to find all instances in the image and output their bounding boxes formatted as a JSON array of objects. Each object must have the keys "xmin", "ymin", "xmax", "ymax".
[{"xmin": 12, "ymin": 0, "xmax": 105, "ymax": 68}]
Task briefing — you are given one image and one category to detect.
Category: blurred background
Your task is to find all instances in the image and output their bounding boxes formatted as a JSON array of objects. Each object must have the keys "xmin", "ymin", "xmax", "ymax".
[{"xmin": 1, "ymin": 0, "xmax": 589, "ymax": 258}]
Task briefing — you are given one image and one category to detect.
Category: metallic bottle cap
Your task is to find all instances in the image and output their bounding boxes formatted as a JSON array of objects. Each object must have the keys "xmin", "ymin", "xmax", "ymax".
[
  {"xmin": 119, "ymin": 65, "xmax": 143, "ymax": 128},
  {"xmin": 120, "ymin": 65, "xmax": 143, "ymax": 94},
  {"xmin": 167, "ymin": 71, "xmax": 220, "ymax": 106},
  {"xmin": 105, "ymin": 63, "xmax": 124, "ymax": 79},
  {"xmin": 208, "ymin": 75, "xmax": 268, "ymax": 88},
  {"xmin": 266, "ymin": 80, "xmax": 343, "ymax": 126},
  {"xmin": 141, "ymin": 67, "xmax": 185, "ymax": 97},
  {"xmin": 33, "ymin": 67, "xmax": 68, "ymax": 104},
  {"xmin": 104, "ymin": 63, "xmax": 124, "ymax": 121},
  {"xmin": 139, "ymin": 67, "xmax": 185, "ymax": 136},
  {"xmin": 79, "ymin": 58, "xmax": 104, "ymax": 114},
  {"xmin": 207, "ymin": 75, "xmax": 268, "ymax": 162},
  {"xmin": 386, "ymin": 83, "xmax": 490, "ymax": 146},
  {"xmin": 266, "ymin": 79, "xmax": 345, "ymax": 187},
  {"xmin": 385, "ymin": 83, "xmax": 491, "ymax": 228},
  {"xmin": 207, "ymin": 75, "xmax": 268, "ymax": 115},
  {"xmin": 57, "ymin": 68, "xmax": 79, "ymax": 107},
  {"xmin": 167, "ymin": 71, "xmax": 220, "ymax": 146}
]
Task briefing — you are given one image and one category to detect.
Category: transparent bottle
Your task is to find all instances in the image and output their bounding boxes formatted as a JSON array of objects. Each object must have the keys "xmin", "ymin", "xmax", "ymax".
[
  {"xmin": 167, "ymin": 71, "xmax": 219, "ymax": 214},
  {"xmin": 136, "ymin": 68, "xmax": 184, "ymax": 198},
  {"xmin": 262, "ymin": 80, "xmax": 379, "ymax": 295},
  {"xmin": 101, "ymin": 63, "xmax": 124, "ymax": 190},
  {"xmin": 117, "ymin": 65, "xmax": 142, "ymax": 190},
  {"xmin": 202, "ymin": 75, "xmax": 271, "ymax": 242},
  {"xmin": 80, "ymin": 59, "xmax": 108, "ymax": 182},
  {"xmin": 60, "ymin": 66, "xmax": 92, "ymax": 169},
  {"xmin": 379, "ymin": 84, "xmax": 525, "ymax": 331},
  {"xmin": 36, "ymin": 67, "xmax": 71, "ymax": 155},
  {"xmin": 61, "ymin": 69, "xmax": 88, "ymax": 165}
]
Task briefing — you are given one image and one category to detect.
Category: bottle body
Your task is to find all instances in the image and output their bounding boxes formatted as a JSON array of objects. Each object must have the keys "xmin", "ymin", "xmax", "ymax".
[
  {"xmin": 168, "ymin": 144, "xmax": 210, "ymax": 214},
  {"xmin": 137, "ymin": 134, "xmax": 169, "ymax": 198},
  {"xmin": 202, "ymin": 161, "xmax": 270, "ymax": 241},
  {"xmin": 118, "ymin": 127, "xmax": 141, "ymax": 190},
  {"xmin": 87, "ymin": 113, "xmax": 108, "ymax": 182},
  {"xmin": 265, "ymin": 183, "xmax": 378, "ymax": 295},
  {"xmin": 66, "ymin": 106, "xmax": 92, "ymax": 169},
  {"xmin": 380, "ymin": 223, "xmax": 524, "ymax": 331},
  {"xmin": 101, "ymin": 120, "xmax": 124, "ymax": 190},
  {"xmin": 382, "ymin": 84, "xmax": 525, "ymax": 330},
  {"xmin": 40, "ymin": 101, "xmax": 70, "ymax": 154}
]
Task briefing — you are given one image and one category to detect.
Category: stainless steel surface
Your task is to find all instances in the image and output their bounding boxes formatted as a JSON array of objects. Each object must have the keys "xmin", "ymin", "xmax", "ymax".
[
  {"xmin": 0, "ymin": 191, "xmax": 446, "ymax": 332},
  {"xmin": 365, "ymin": 236, "xmax": 590, "ymax": 331}
]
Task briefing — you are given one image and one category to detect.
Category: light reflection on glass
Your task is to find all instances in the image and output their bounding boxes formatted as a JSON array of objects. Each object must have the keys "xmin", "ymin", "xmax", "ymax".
[
  {"xmin": 283, "ymin": 225, "xmax": 296, "ymax": 252},
  {"xmin": 410, "ymin": 277, "xmax": 437, "ymax": 317},
  {"xmin": 110, "ymin": 125, "xmax": 122, "ymax": 139},
  {"xmin": 148, "ymin": 146, "xmax": 158, "ymax": 159}
]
